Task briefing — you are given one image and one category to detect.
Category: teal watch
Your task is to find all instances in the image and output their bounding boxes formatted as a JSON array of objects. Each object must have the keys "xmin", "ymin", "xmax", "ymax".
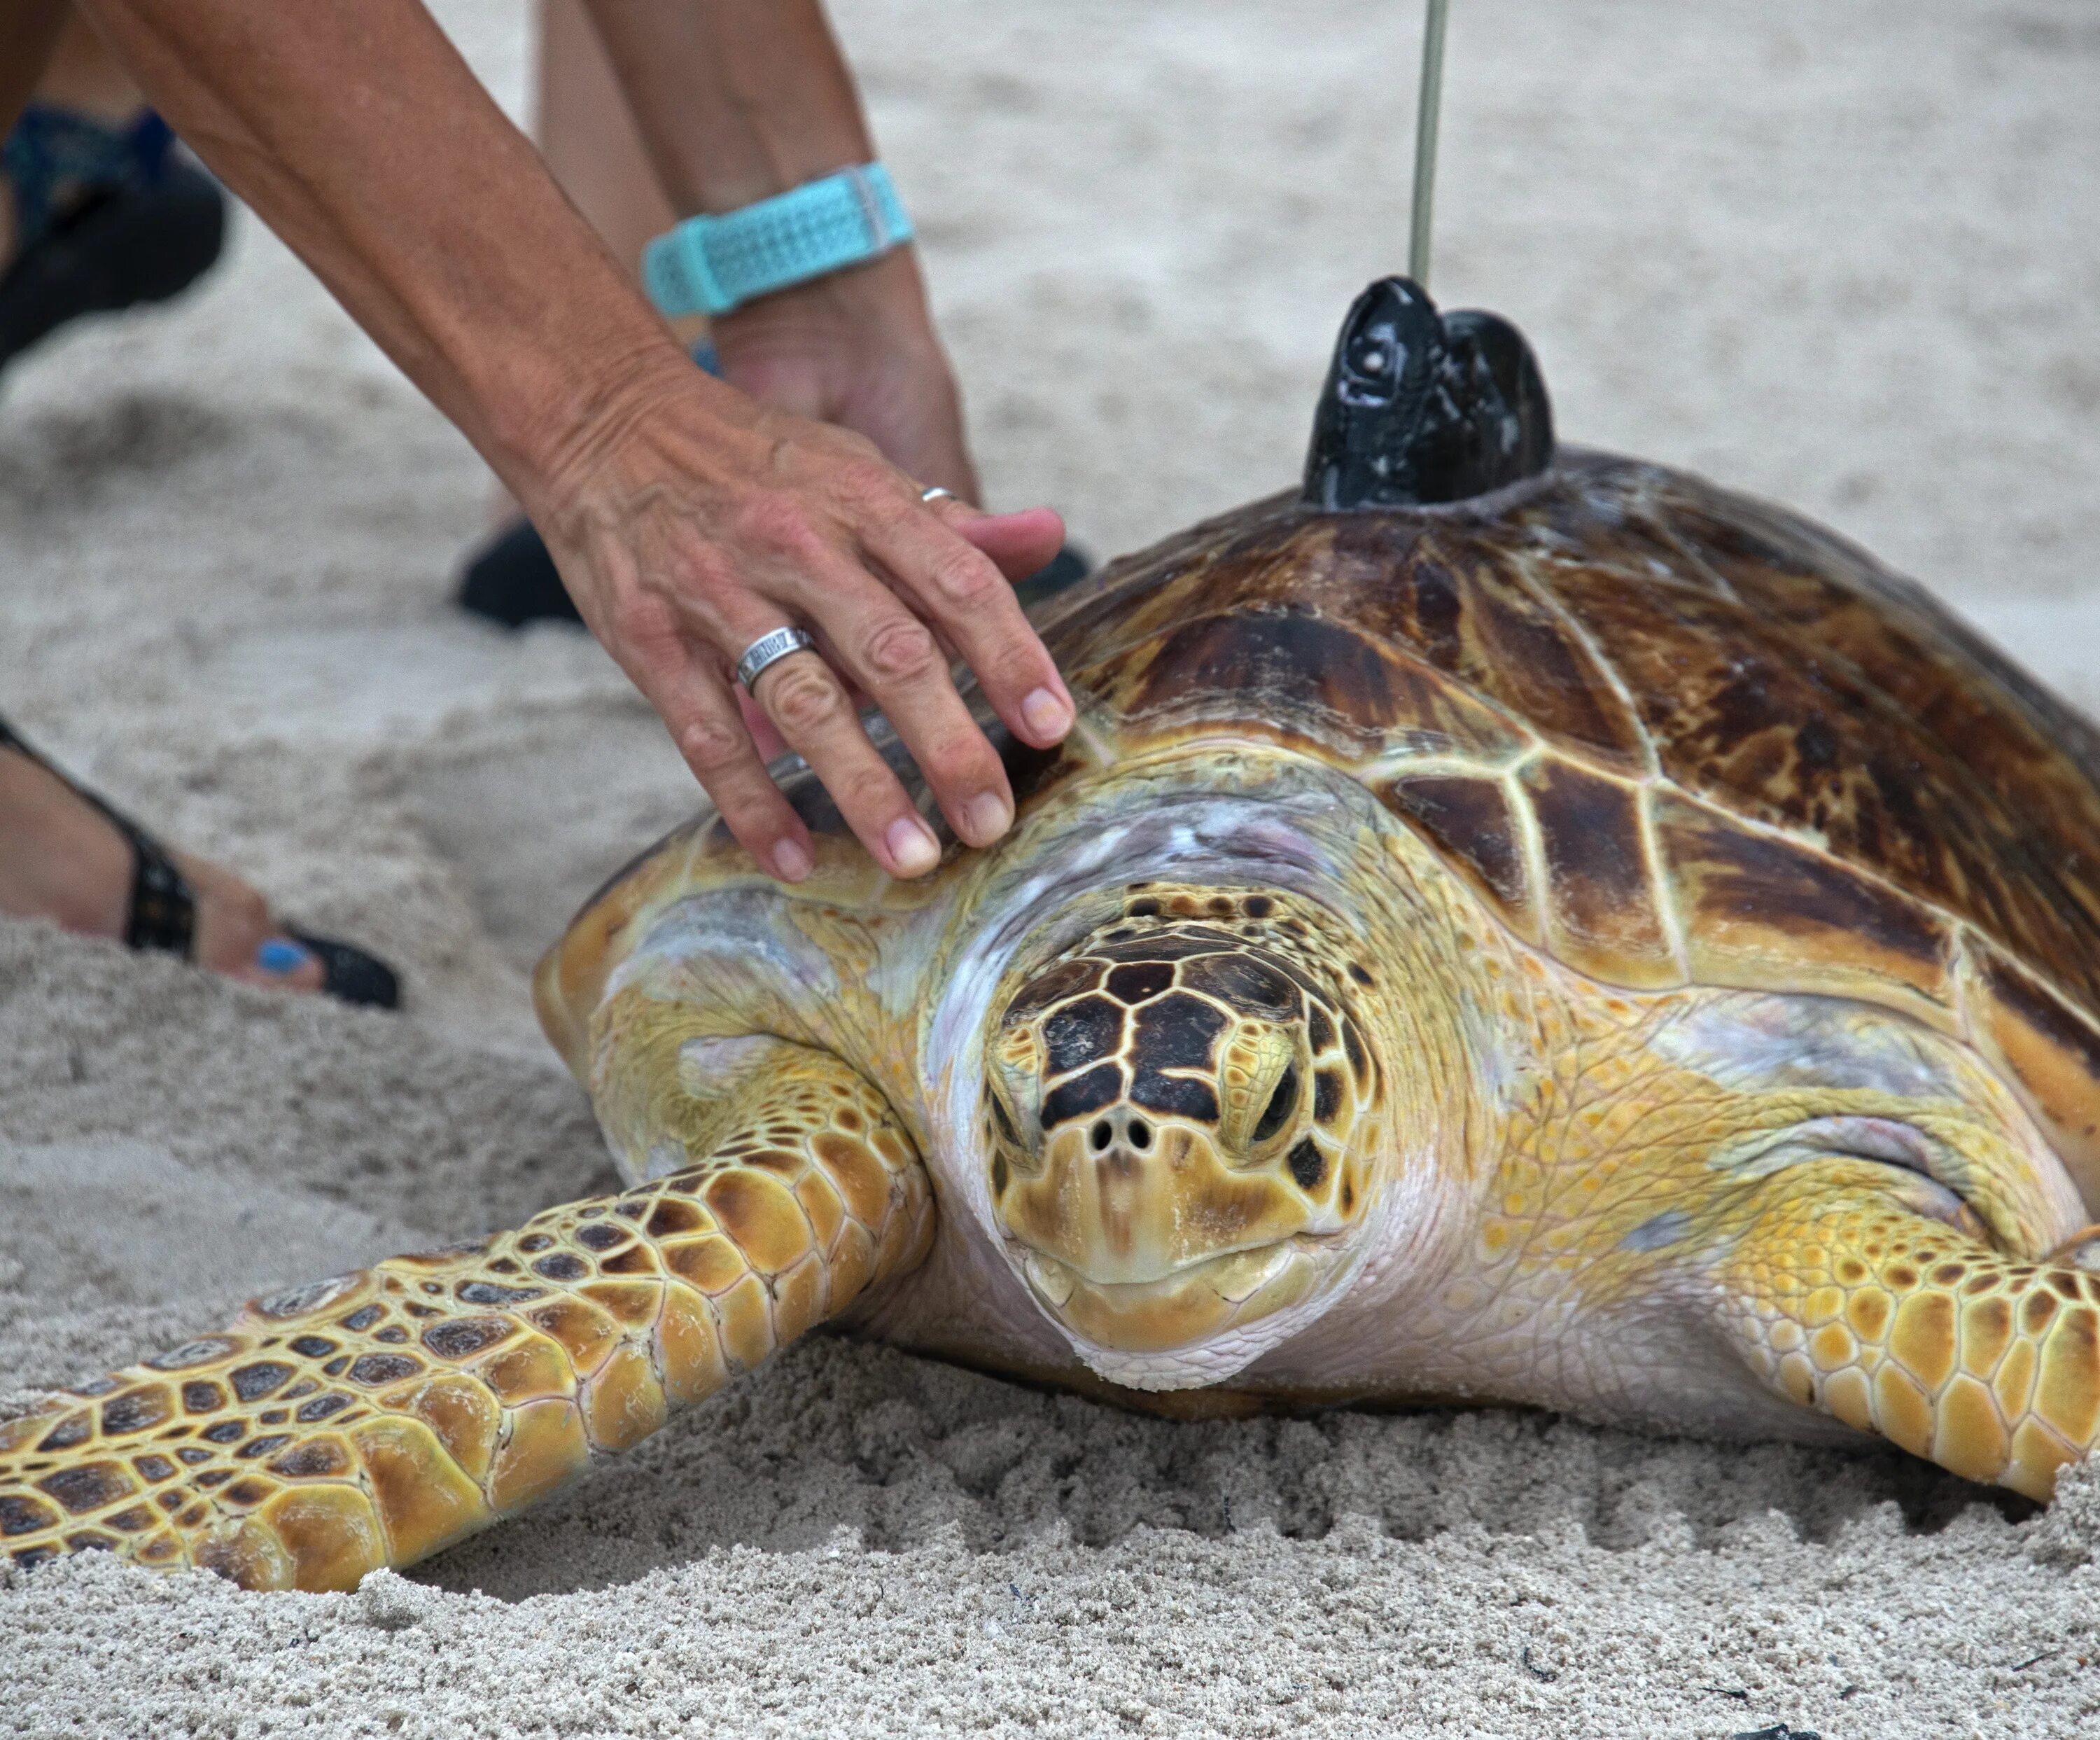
[{"xmin": 641, "ymin": 162, "xmax": 914, "ymax": 319}]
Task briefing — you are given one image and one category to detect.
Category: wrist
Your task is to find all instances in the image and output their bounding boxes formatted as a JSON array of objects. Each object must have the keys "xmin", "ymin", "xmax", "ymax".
[
  {"xmin": 642, "ymin": 162, "xmax": 913, "ymax": 321},
  {"xmin": 708, "ymin": 249, "xmax": 979, "ymax": 502},
  {"xmin": 711, "ymin": 245, "xmax": 936, "ymax": 355},
  {"xmin": 500, "ymin": 326, "xmax": 738, "ymax": 520}
]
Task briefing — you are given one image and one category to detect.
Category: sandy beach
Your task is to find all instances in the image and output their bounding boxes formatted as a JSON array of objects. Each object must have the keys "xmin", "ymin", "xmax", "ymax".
[{"xmin": 4, "ymin": 2, "xmax": 2099, "ymax": 1733}]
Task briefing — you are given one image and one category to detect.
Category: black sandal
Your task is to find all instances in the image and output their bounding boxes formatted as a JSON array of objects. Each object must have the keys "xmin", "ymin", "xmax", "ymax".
[
  {"xmin": 0, "ymin": 106, "xmax": 227, "ymax": 372},
  {"xmin": 0, "ymin": 718, "xmax": 400, "ymax": 1009}
]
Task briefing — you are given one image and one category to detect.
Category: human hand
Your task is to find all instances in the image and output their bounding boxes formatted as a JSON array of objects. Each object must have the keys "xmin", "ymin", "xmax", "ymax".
[
  {"xmin": 530, "ymin": 334, "xmax": 1074, "ymax": 885},
  {"xmin": 703, "ymin": 249, "xmax": 1062, "ymax": 767},
  {"xmin": 708, "ymin": 247, "xmax": 983, "ymax": 501}
]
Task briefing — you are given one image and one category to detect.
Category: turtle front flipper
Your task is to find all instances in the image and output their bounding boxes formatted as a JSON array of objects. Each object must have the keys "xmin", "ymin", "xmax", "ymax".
[
  {"xmin": 1717, "ymin": 1171, "xmax": 2100, "ymax": 1499},
  {"xmin": 0, "ymin": 1040, "xmax": 932, "ymax": 1589}
]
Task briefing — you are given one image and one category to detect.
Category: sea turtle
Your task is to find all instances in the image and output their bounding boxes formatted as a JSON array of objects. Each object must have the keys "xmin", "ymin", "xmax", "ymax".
[{"xmin": 8, "ymin": 279, "xmax": 2100, "ymax": 1592}]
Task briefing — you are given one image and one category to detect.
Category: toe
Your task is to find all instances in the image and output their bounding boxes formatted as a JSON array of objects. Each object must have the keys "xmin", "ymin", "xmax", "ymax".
[
  {"xmin": 246, "ymin": 935, "xmax": 328, "ymax": 993},
  {"xmin": 182, "ymin": 859, "xmax": 325, "ymax": 993}
]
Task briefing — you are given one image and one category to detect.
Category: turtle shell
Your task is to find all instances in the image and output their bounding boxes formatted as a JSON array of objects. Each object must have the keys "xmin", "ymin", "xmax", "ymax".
[{"xmin": 546, "ymin": 450, "xmax": 2100, "ymax": 1209}]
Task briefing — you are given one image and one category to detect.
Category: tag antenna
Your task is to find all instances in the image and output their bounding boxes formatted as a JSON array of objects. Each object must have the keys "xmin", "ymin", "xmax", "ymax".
[{"xmin": 1408, "ymin": 0, "xmax": 1451, "ymax": 286}]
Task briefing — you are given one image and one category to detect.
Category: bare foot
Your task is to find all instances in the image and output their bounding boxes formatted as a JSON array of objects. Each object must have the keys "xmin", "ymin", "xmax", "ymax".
[{"xmin": 0, "ymin": 743, "xmax": 327, "ymax": 993}]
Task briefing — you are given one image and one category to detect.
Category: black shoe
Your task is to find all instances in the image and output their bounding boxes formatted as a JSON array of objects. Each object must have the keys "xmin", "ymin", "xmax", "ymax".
[
  {"xmin": 0, "ymin": 717, "xmax": 400, "ymax": 1010},
  {"xmin": 282, "ymin": 931, "xmax": 400, "ymax": 1010},
  {"xmin": 1011, "ymin": 541, "xmax": 1095, "ymax": 613},
  {"xmin": 456, "ymin": 516, "xmax": 582, "ymax": 629},
  {"xmin": 0, "ymin": 107, "xmax": 227, "ymax": 371}
]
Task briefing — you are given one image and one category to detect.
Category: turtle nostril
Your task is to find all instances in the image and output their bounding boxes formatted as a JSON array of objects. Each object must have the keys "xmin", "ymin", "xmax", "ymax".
[
  {"xmin": 1128, "ymin": 1118, "xmax": 1153, "ymax": 1150},
  {"xmin": 1090, "ymin": 1118, "xmax": 1112, "ymax": 1152}
]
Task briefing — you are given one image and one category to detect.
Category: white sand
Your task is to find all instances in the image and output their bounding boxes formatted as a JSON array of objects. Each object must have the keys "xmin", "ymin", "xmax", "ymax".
[{"xmin": 4, "ymin": 2, "xmax": 2099, "ymax": 1733}]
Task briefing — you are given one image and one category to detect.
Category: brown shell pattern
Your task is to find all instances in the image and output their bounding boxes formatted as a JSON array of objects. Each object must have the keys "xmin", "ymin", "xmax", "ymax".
[{"xmin": 583, "ymin": 451, "xmax": 2100, "ymax": 1207}]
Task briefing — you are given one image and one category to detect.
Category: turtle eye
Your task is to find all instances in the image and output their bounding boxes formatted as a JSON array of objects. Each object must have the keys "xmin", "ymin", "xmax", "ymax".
[{"xmin": 1252, "ymin": 1066, "xmax": 1299, "ymax": 1143}]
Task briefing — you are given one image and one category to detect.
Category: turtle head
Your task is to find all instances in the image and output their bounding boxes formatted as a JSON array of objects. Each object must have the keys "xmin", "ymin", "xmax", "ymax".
[{"xmin": 981, "ymin": 885, "xmax": 1385, "ymax": 1376}]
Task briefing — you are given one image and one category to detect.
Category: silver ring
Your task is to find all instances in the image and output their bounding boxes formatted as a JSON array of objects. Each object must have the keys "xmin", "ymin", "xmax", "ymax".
[
  {"xmin": 920, "ymin": 485, "xmax": 954, "ymax": 504},
  {"xmin": 735, "ymin": 626, "xmax": 817, "ymax": 691}
]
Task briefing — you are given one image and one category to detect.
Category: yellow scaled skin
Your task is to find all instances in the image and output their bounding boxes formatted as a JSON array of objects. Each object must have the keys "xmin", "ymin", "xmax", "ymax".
[
  {"xmin": 1457, "ymin": 963, "xmax": 2100, "ymax": 1502},
  {"xmin": 1723, "ymin": 1189, "xmax": 2100, "ymax": 1494},
  {"xmin": 0, "ymin": 1043, "xmax": 929, "ymax": 1589}
]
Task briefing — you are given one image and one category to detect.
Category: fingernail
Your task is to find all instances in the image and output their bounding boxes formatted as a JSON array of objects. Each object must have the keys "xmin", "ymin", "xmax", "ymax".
[
  {"xmin": 256, "ymin": 938, "xmax": 313, "ymax": 976},
  {"xmin": 885, "ymin": 815, "xmax": 941, "ymax": 877},
  {"xmin": 772, "ymin": 837, "xmax": 812, "ymax": 882},
  {"xmin": 1021, "ymin": 688, "xmax": 1072, "ymax": 741},
  {"xmin": 963, "ymin": 791, "xmax": 1013, "ymax": 845}
]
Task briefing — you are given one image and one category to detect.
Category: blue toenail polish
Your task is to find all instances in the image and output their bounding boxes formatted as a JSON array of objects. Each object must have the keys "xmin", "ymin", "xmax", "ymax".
[{"xmin": 257, "ymin": 939, "xmax": 312, "ymax": 975}]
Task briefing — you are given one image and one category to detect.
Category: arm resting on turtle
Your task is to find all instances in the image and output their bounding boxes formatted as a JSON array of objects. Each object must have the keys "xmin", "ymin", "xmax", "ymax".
[
  {"xmin": 1712, "ymin": 1163, "xmax": 2100, "ymax": 1499},
  {"xmin": 0, "ymin": 1038, "xmax": 932, "ymax": 1589}
]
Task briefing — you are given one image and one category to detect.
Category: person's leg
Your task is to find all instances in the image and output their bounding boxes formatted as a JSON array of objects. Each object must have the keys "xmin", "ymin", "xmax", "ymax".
[
  {"xmin": 534, "ymin": 0, "xmax": 676, "ymax": 284},
  {"xmin": 0, "ymin": 15, "xmax": 314, "ymax": 991},
  {"xmin": 0, "ymin": 0, "xmax": 69, "ymax": 259},
  {"xmin": 0, "ymin": 1, "xmax": 66, "ymax": 131},
  {"xmin": 461, "ymin": 3, "xmax": 1084, "ymax": 634},
  {"xmin": 30, "ymin": 5, "xmax": 139, "ymax": 120},
  {"xmin": 0, "ymin": 22, "xmax": 392, "ymax": 1003},
  {"xmin": 1, "ymin": 4, "xmax": 228, "ymax": 363},
  {"xmin": 0, "ymin": 733, "xmax": 326, "ymax": 991},
  {"xmin": 1, "ymin": 5, "xmax": 140, "ymax": 260}
]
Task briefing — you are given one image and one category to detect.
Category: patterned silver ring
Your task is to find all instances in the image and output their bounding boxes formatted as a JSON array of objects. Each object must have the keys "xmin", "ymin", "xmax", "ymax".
[
  {"xmin": 920, "ymin": 485, "xmax": 954, "ymax": 504},
  {"xmin": 734, "ymin": 626, "xmax": 817, "ymax": 691}
]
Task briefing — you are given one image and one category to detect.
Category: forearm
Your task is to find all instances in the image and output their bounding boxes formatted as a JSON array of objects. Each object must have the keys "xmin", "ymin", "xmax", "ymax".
[
  {"xmin": 581, "ymin": 0, "xmax": 874, "ymax": 214},
  {"xmin": 70, "ymin": 0, "xmax": 1073, "ymax": 885},
  {"xmin": 578, "ymin": 0, "xmax": 941, "ymax": 360},
  {"xmin": 76, "ymin": 0, "xmax": 703, "ymax": 493}
]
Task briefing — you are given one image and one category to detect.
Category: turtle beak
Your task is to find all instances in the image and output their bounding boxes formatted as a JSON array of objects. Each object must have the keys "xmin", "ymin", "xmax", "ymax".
[
  {"xmin": 997, "ymin": 1120, "xmax": 1330, "ymax": 1352},
  {"xmin": 1018, "ymin": 1239, "xmax": 1327, "ymax": 1353}
]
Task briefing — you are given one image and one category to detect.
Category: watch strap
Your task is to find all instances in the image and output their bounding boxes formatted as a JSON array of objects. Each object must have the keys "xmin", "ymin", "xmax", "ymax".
[{"xmin": 642, "ymin": 162, "xmax": 913, "ymax": 319}]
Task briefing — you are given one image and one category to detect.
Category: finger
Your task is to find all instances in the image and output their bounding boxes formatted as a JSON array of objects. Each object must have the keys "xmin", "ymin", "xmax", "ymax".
[
  {"xmin": 785, "ymin": 554, "xmax": 1018, "ymax": 850},
  {"xmin": 745, "ymin": 639, "xmax": 944, "ymax": 880},
  {"xmin": 951, "ymin": 506, "xmax": 1066, "ymax": 581},
  {"xmin": 649, "ymin": 650, "xmax": 815, "ymax": 883},
  {"xmin": 734, "ymin": 670, "xmax": 877, "ymax": 761},
  {"xmin": 864, "ymin": 506, "xmax": 1076, "ymax": 751},
  {"xmin": 734, "ymin": 685, "xmax": 790, "ymax": 764}
]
